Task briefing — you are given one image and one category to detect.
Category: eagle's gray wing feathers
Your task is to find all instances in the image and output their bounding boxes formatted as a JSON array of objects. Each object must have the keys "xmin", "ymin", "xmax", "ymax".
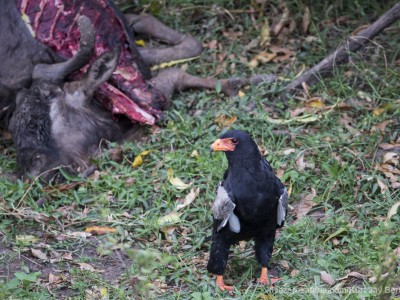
[
  {"xmin": 277, "ymin": 187, "xmax": 288, "ymax": 227},
  {"xmin": 212, "ymin": 183, "xmax": 240, "ymax": 233}
]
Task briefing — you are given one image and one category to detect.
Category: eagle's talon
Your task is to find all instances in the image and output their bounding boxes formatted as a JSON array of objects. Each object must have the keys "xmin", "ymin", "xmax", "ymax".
[{"xmin": 216, "ymin": 275, "xmax": 234, "ymax": 292}]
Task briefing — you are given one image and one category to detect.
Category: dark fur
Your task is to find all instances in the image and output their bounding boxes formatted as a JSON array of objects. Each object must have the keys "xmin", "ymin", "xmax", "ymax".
[{"xmin": 1, "ymin": 1, "xmax": 121, "ymax": 180}]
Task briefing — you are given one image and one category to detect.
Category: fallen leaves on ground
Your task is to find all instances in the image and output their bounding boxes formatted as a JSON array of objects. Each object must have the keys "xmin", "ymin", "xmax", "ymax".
[
  {"xmin": 259, "ymin": 18, "xmax": 271, "ymax": 47},
  {"xmin": 158, "ymin": 212, "xmax": 182, "ymax": 228},
  {"xmin": 43, "ymin": 182, "xmax": 83, "ymax": 193},
  {"xmin": 15, "ymin": 235, "xmax": 40, "ymax": 244},
  {"xmin": 337, "ymin": 271, "xmax": 368, "ymax": 281},
  {"xmin": 31, "ymin": 248, "xmax": 48, "ymax": 260},
  {"xmin": 167, "ymin": 168, "xmax": 191, "ymax": 190},
  {"xmin": 175, "ymin": 187, "xmax": 200, "ymax": 211},
  {"xmin": 295, "ymin": 150, "xmax": 306, "ymax": 171},
  {"xmin": 376, "ymin": 178, "xmax": 388, "ymax": 194},
  {"xmin": 320, "ymin": 271, "xmax": 336, "ymax": 286},
  {"xmin": 158, "ymin": 212, "xmax": 182, "ymax": 242},
  {"xmin": 302, "ymin": 6, "xmax": 311, "ymax": 34},
  {"xmin": 248, "ymin": 46, "xmax": 295, "ymax": 68},
  {"xmin": 324, "ymin": 227, "xmax": 348, "ymax": 244},
  {"xmin": 76, "ymin": 262, "xmax": 104, "ymax": 274},
  {"xmin": 84, "ymin": 226, "xmax": 117, "ymax": 235},
  {"xmin": 215, "ymin": 114, "xmax": 237, "ymax": 128},
  {"xmin": 385, "ymin": 201, "xmax": 400, "ymax": 223},
  {"xmin": 296, "ymin": 188, "xmax": 316, "ymax": 220},
  {"xmin": 132, "ymin": 150, "xmax": 152, "ymax": 168},
  {"xmin": 304, "ymin": 97, "xmax": 325, "ymax": 108}
]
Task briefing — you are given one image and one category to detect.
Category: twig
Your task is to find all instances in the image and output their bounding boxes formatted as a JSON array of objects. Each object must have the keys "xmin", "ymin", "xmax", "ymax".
[{"xmin": 285, "ymin": 2, "xmax": 400, "ymax": 92}]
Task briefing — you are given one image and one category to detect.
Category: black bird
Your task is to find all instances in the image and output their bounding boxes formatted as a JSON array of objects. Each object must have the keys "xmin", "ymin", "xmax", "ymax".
[{"xmin": 207, "ymin": 130, "xmax": 288, "ymax": 291}]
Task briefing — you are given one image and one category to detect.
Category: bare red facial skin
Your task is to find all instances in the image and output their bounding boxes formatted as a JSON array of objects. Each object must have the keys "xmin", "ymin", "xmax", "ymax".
[{"xmin": 210, "ymin": 138, "xmax": 237, "ymax": 152}]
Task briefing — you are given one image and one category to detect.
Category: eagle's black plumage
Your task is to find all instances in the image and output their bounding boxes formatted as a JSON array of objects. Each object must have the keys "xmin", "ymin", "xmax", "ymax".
[{"xmin": 207, "ymin": 130, "xmax": 288, "ymax": 291}]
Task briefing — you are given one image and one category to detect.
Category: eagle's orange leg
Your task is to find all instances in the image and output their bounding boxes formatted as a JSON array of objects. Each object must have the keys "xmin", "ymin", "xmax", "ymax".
[
  {"xmin": 257, "ymin": 267, "xmax": 282, "ymax": 286},
  {"xmin": 215, "ymin": 275, "xmax": 234, "ymax": 291}
]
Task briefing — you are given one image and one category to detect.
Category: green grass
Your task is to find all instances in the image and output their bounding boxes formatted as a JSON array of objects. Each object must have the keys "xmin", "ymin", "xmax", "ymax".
[{"xmin": 1, "ymin": 0, "xmax": 400, "ymax": 299}]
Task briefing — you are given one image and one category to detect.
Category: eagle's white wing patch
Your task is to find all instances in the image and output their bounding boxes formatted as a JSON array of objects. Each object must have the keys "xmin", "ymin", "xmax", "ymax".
[
  {"xmin": 277, "ymin": 188, "xmax": 288, "ymax": 226},
  {"xmin": 212, "ymin": 183, "xmax": 240, "ymax": 233}
]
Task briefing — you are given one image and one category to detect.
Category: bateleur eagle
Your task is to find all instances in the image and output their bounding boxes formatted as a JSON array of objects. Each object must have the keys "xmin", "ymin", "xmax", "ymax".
[{"xmin": 207, "ymin": 130, "xmax": 288, "ymax": 291}]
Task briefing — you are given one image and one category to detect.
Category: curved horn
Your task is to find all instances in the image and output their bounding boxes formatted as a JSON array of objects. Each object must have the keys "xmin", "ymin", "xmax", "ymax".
[{"xmin": 33, "ymin": 15, "xmax": 95, "ymax": 81}]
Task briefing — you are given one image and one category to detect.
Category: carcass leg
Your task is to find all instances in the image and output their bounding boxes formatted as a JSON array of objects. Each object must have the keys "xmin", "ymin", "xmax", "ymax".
[
  {"xmin": 150, "ymin": 68, "xmax": 246, "ymax": 100},
  {"xmin": 125, "ymin": 14, "xmax": 203, "ymax": 66}
]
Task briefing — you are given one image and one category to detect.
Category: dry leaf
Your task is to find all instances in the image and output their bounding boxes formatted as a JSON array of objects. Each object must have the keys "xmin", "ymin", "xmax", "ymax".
[
  {"xmin": 238, "ymin": 90, "xmax": 246, "ymax": 98},
  {"xmin": 385, "ymin": 201, "xmax": 400, "ymax": 223},
  {"xmin": 158, "ymin": 212, "xmax": 182, "ymax": 228},
  {"xmin": 167, "ymin": 168, "xmax": 191, "ymax": 190},
  {"xmin": 291, "ymin": 269, "xmax": 300, "ymax": 277},
  {"xmin": 49, "ymin": 252, "xmax": 74, "ymax": 263},
  {"xmin": 392, "ymin": 182, "xmax": 400, "ymax": 188},
  {"xmin": 295, "ymin": 150, "xmax": 306, "ymax": 171},
  {"xmin": 379, "ymin": 143, "xmax": 400, "ymax": 150},
  {"xmin": 379, "ymin": 163, "xmax": 400, "ymax": 175},
  {"xmin": 331, "ymin": 237, "xmax": 340, "ymax": 246},
  {"xmin": 164, "ymin": 226, "xmax": 177, "ymax": 242},
  {"xmin": 340, "ymin": 114, "xmax": 359, "ymax": 135},
  {"xmin": 62, "ymin": 252, "xmax": 73, "ymax": 260},
  {"xmin": 283, "ymin": 148, "xmax": 296, "ymax": 155},
  {"xmin": 280, "ymin": 260, "xmax": 290, "ymax": 269},
  {"xmin": 15, "ymin": 235, "xmax": 40, "ymax": 244},
  {"xmin": 48, "ymin": 273, "xmax": 64, "ymax": 284},
  {"xmin": 132, "ymin": 155, "xmax": 143, "ymax": 167},
  {"xmin": 394, "ymin": 246, "xmax": 400, "ymax": 257},
  {"xmin": 255, "ymin": 51, "xmax": 277, "ymax": 63},
  {"xmin": 369, "ymin": 272, "xmax": 389, "ymax": 283},
  {"xmin": 259, "ymin": 18, "xmax": 271, "ymax": 46},
  {"xmin": 271, "ymin": 4, "xmax": 291, "ymax": 36},
  {"xmin": 31, "ymin": 249, "xmax": 48, "ymax": 260},
  {"xmin": 77, "ymin": 262, "xmax": 96, "ymax": 272},
  {"xmin": 67, "ymin": 231, "xmax": 92, "ymax": 238},
  {"xmin": 207, "ymin": 40, "xmax": 218, "ymax": 50},
  {"xmin": 321, "ymin": 271, "xmax": 336, "ymax": 286},
  {"xmin": 337, "ymin": 271, "xmax": 368, "ymax": 281},
  {"xmin": 132, "ymin": 150, "xmax": 152, "ymax": 168},
  {"xmin": 276, "ymin": 168, "xmax": 285, "ymax": 178},
  {"xmin": 373, "ymin": 120, "xmax": 392, "ymax": 133},
  {"xmin": 305, "ymin": 97, "xmax": 325, "ymax": 108},
  {"xmin": 296, "ymin": 188, "xmax": 316, "ymax": 219},
  {"xmin": 44, "ymin": 182, "xmax": 83, "ymax": 193},
  {"xmin": 135, "ymin": 39, "xmax": 145, "ymax": 47},
  {"xmin": 373, "ymin": 104, "xmax": 393, "ymax": 116},
  {"xmin": 176, "ymin": 187, "xmax": 200, "ymax": 211},
  {"xmin": 169, "ymin": 177, "xmax": 190, "ymax": 190},
  {"xmin": 382, "ymin": 152, "xmax": 399, "ymax": 165},
  {"xmin": 190, "ymin": 150, "xmax": 200, "ymax": 159},
  {"xmin": 270, "ymin": 46, "xmax": 295, "ymax": 63},
  {"xmin": 248, "ymin": 58, "xmax": 260, "ymax": 68},
  {"xmin": 290, "ymin": 107, "xmax": 308, "ymax": 118},
  {"xmin": 302, "ymin": 6, "xmax": 311, "ymax": 34},
  {"xmin": 84, "ymin": 226, "xmax": 117, "ymax": 235},
  {"xmin": 377, "ymin": 178, "xmax": 388, "ymax": 194},
  {"xmin": 215, "ymin": 114, "xmax": 237, "ymax": 128}
]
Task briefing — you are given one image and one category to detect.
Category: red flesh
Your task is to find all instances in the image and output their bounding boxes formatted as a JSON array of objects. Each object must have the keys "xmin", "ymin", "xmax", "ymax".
[{"xmin": 16, "ymin": 0, "xmax": 166, "ymax": 125}]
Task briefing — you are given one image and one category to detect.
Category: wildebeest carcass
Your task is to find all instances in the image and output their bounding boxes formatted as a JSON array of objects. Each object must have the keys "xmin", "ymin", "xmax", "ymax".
[
  {"xmin": 1, "ymin": 0, "xmax": 271, "ymax": 181},
  {"xmin": 1, "ymin": 0, "xmax": 127, "ymax": 181}
]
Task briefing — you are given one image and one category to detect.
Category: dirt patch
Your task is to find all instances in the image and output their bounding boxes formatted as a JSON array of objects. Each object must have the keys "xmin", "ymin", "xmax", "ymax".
[{"xmin": 0, "ymin": 226, "xmax": 132, "ymax": 297}]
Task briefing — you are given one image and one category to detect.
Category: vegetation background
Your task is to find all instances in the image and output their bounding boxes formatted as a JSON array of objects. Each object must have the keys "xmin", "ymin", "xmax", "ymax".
[{"xmin": 0, "ymin": 0, "xmax": 399, "ymax": 299}]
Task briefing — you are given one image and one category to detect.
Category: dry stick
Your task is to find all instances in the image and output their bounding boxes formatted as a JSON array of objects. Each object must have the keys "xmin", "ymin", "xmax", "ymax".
[{"xmin": 285, "ymin": 2, "xmax": 400, "ymax": 92}]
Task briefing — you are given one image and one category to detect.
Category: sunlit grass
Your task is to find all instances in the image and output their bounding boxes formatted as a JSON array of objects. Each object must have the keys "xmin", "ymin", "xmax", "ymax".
[{"xmin": 1, "ymin": 0, "xmax": 400, "ymax": 299}]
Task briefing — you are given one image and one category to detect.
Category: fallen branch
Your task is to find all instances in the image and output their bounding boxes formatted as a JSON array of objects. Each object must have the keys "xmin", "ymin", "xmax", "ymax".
[{"xmin": 285, "ymin": 2, "xmax": 400, "ymax": 92}]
